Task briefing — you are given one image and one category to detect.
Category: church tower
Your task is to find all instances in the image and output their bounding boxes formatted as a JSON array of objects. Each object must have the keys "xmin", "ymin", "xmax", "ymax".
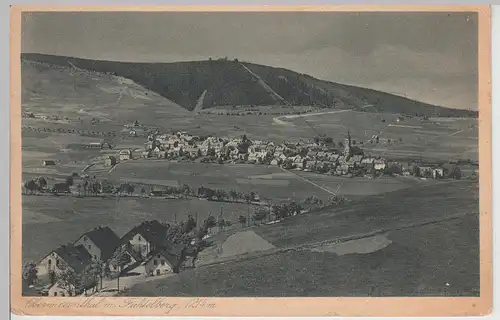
[{"xmin": 344, "ymin": 130, "xmax": 352, "ymax": 158}]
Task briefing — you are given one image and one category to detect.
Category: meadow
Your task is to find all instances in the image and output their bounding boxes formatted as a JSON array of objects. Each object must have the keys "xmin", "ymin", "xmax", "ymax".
[
  {"xmin": 254, "ymin": 180, "xmax": 478, "ymax": 248},
  {"xmin": 124, "ymin": 210, "xmax": 479, "ymax": 297},
  {"xmin": 21, "ymin": 194, "xmax": 260, "ymax": 263}
]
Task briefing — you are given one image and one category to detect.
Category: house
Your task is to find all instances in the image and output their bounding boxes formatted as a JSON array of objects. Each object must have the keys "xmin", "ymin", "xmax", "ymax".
[
  {"xmin": 37, "ymin": 243, "xmax": 92, "ymax": 278},
  {"xmin": 270, "ymin": 159, "xmax": 279, "ymax": 166},
  {"xmin": 292, "ymin": 155, "xmax": 305, "ymax": 170},
  {"xmin": 432, "ymin": 168, "xmax": 444, "ymax": 179},
  {"xmin": 48, "ymin": 282, "xmax": 71, "ymax": 297},
  {"xmin": 73, "ymin": 226, "xmax": 121, "ymax": 262},
  {"xmin": 42, "ymin": 160, "xmax": 56, "ymax": 166},
  {"xmin": 121, "ymin": 220, "xmax": 170, "ymax": 259},
  {"xmin": 119, "ymin": 149, "xmax": 132, "ymax": 161},
  {"xmin": 416, "ymin": 166, "xmax": 434, "ymax": 177},
  {"xmin": 144, "ymin": 246, "xmax": 185, "ymax": 276},
  {"xmin": 387, "ymin": 161, "xmax": 403, "ymax": 174},
  {"xmin": 327, "ymin": 153, "xmax": 339, "ymax": 163},
  {"xmin": 238, "ymin": 153, "xmax": 249, "ymax": 161},
  {"xmin": 144, "ymin": 141, "xmax": 154, "ymax": 151},
  {"xmin": 374, "ymin": 159, "xmax": 387, "ymax": 171},
  {"xmin": 107, "ymin": 242, "xmax": 144, "ymax": 274},
  {"xmin": 185, "ymin": 147, "xmax": 202, "ymax": 158},
  {"xmin": 104, "ymin": 156, "xmax": 117, "ymax": 167},
  {"xmin": 305, "ymin": 151, "xmax": 317, "ymax": 161},
  {"xmin": 86, "ymin": 142, "xmax": 102, "ymax": 149},
  {"xmin": 141, "ymin": 150, "xmax": 152, "ymax": 158}
]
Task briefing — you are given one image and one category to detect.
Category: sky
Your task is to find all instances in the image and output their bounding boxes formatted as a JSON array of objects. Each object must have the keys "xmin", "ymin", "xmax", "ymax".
[{"xmin": 21, "ymin": 12, "xmax": 478, "ymax": 110}]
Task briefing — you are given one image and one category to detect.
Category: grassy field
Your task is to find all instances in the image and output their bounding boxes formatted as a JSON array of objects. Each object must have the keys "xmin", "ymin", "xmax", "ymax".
[
  {"xmin": 21, "ymin": 195, "xmax": 259, "ymax": 263},
  {"xmin": 289, "ymin": 111, "xmax": 478, "ymax": 162},
  {"xmin": 109, "ymin": 161, "xmax": 336, "ymax": 203},
  {"xmin": 109, "ymin": 161, "xmax": 427, "ymax": 203},
  {"xmin": 123, "ymin": 212, "xmax": 479, "ymax": 297},
  {"xmin": 254, "ymin": 180, "xmax": 478, "ymax": 248}
]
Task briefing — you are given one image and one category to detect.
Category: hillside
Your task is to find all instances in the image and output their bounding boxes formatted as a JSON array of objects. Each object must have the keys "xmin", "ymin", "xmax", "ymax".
[{"xmin": 21, "ymin": 53, "xmax": 477, "ymax": 118}]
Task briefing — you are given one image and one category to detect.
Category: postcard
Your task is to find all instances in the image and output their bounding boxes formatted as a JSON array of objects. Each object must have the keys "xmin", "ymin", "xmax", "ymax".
[{"xmin": 10, "ymin": 5, "xmax": 492, "ymax": 317}]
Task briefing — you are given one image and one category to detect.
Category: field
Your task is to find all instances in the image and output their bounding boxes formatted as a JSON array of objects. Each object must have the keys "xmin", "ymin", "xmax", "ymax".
[
  {"xmin": 21, "ymin": 194, "xmax": 261, "ymax": 263},
  {"xmin": 254, "ymin": 180, "xmax": 478, "ymax": 247},
  {"xmin": 288, "ymin": 111, "xmax": 478, "ymax": 163},
  {"xmin": 109, "ymin": 161, "xmax": 428, "ymax": 203},
  {"xmin": 123, "ymin": 189, "xmax": 479, "ymax": 297}
]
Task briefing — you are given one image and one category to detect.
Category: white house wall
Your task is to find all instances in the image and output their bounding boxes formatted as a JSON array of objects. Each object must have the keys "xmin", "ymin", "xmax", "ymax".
[{"xmin": 74, "ymin": 236, "xmax": 102, "ymax": 261}]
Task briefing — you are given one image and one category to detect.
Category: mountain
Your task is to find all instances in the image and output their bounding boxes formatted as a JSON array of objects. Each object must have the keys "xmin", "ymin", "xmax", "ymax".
[{"xmin": 20, "ymin": 53, "xmax": 477, "ymax": 118}]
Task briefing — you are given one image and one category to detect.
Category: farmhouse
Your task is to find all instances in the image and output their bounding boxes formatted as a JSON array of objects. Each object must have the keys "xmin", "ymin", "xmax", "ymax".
[
  {"xmin": 73, "ymin": 226, "xmax": 121, "ymax": 261},
  {"xmin": 119, "ymin": 149, "xmax": 133, "ymax": 161},
  {"xmin": 42, "ymin": 160, "xmax": 56, "ymax": 166},
  {"xmin": 104, "ymin": 156, "xmax": 117, "ymax": 167},
  {"xmin": 107, "ymin": 242, "xmax": 144, "ymax": 274},
  {"xmin": 144, "ymin": 247, "xmax": 184, "ymax": 276},
  {"xmin": 121, "ymin": 220, "xmax": 170, "ymax": 259},
  {"xmin": 37, "ymin": 244, "xmax": 92, "ymax": 278}
]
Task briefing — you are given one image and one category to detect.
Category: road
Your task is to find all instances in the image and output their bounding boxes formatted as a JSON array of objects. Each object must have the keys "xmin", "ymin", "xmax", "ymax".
[{"xmin": 273, "ymin": 108, "xmax": 352, "ymax": 126}]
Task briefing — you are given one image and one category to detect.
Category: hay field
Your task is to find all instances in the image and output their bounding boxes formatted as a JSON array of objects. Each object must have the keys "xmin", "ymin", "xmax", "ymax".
[
  {"xmin": 21, "ymin": 195, "xmax": 259, "ymax": 263},
  {"xmin": 124, "ymin": 212, "xmax": 479, "ymax": 297}
]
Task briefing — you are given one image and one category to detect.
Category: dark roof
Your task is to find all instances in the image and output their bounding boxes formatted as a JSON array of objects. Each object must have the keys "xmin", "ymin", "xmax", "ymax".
[
  {"xmin": 54, "ymin": 244, "xmax": 92, "ymax": 274},
  {"xmin": 43, "ymin": 160, "xmax": 56, "ymax": 165},
  {"xmin": 121, "ymin": 220, "xmax": 170, "ymax": 247},
  {"xmin": 146, "ymin": 245, "xmax": 186, "ymax": 270},
  {"xmin": 79, "ymin": 226, "xmax": 121, "ymax": 261}
]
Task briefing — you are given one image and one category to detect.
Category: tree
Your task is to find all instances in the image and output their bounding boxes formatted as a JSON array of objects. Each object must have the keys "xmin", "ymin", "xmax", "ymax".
[
  {"xmin": 252, "ymin": 208, "xmax": 267, "ymax": 224},
  {"xmin": 49, "ymin": 270, "xmax": 57, "ymax": 285},
  {"xmin": 109, "ymin": 247, "xmax": 131, "ymax": 291},
  {"xmin": 89, "ymin": 259, "xmax": 107, "ymax": 291},
  {"xmin": 66, "ymin": 175, "xmax": 74, "ymax": 187},
  {"xmin": 22, "ymin": 261, "xmax": 38, "ymax": 286},
  {"xmin": 229, "ymin": 190, "xmax": 238, "ymax": 201},
  {"xmin": 36, "ymin": 177, "xmax": 47, "ymax": 190},
  {"xmin": 185, "ymin": 215, "xmax": 197, "ymax": 234},
  {"xmin": 83, "ymin": 179, "xmax": 89, "ymax": 196},
  {"xmin": 215, "ymin": 189, "xmax": 227, "ymax": 200},
  {"xmin": 204, "ymin": 215, "xmax": 217, "ymax": 233},
  {"xmin": 24, "ymin": 179, "xmax": 38, "ymax": 195},
  {"xmin": 140, "ymin": 186, "xmax": 146, "ymax": 198},
  {"xmin": 58, "ymin": 269, "xmax": 81, "ymax": 296},
  {"xmin": 217, "ymin": 215, "xmax": 227, "ymax": 232},
  {"xmin": 76, "ymin": 184, "xmax": 82, "ymax": 196},
  {"xmin": 238, "ymin": 215, "xmax": 247, "ymax": 228}
]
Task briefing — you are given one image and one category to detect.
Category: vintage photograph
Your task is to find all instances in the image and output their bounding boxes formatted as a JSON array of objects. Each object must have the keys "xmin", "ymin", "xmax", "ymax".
[{"xmin": 19, "ymin": 10, "xmax": 481, "ymax": 299}]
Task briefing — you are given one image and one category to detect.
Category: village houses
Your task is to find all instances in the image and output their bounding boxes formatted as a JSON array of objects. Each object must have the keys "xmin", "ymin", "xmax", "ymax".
[{"xmin": 73, "ymin": 226, "xmax": 121, "ymax": 261}]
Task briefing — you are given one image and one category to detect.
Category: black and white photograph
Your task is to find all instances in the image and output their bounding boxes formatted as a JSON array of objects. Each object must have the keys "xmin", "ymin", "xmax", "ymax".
[{"xmin": 19, "ymin": 10, "xmax": 481, "ymax": 299}]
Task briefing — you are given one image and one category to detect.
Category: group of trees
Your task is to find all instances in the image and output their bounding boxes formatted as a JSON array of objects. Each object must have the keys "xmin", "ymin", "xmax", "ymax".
[
  {"xmin": 21, "ymin": 125, "xmax": 118, "ymax": 137},
  {"xmin": 197, "ymin": 186, "xmax": 259, "ymax": 203}
]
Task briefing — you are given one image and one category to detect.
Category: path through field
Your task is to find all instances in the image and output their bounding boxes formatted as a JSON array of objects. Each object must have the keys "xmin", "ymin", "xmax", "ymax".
[
  {"xmin": 279, "ymin": 167, "xmax": 338, "ymax": 195},
  {"xmin": 273, "ymin": 109, "xmax": 352, "ymax": 126}
]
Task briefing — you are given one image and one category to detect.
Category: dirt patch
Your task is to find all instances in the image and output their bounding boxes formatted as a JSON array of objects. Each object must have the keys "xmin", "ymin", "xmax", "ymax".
[
  {"xmin": 220, "ymin": 230, "xmax": 275, "ymax": 258},
  {"xmin": 311, "ymin": 234, "xmax": 392, "ymax": 256}
]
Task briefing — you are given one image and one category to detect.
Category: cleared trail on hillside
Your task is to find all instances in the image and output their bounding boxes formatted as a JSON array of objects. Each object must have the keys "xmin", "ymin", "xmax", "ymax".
[
  {"xmin": 240, "ymin": 63, "xmax": 290, "ymax": 105},
  {"xmin": 194, "ymin": 89, "xmax": 208, "ymax": 112}
]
